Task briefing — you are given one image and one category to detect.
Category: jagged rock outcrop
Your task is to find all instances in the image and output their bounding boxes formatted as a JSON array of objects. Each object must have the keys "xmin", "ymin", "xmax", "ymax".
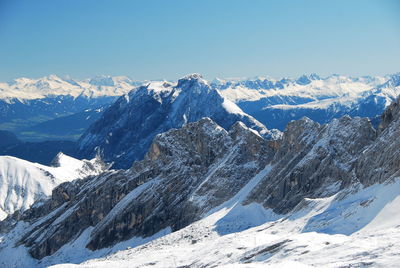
[
  {"xmin": 246, "ymin": 115, "xmax": 376, "ymax": 213},
  {"xmin": 378, "ymin": 96, "xmax": 400, "ymax": 132},
  {"xmin": 12, "ymin": 118, "xmax": 275, "ymax": 259},
  {"xmin": 77, "ymin": 74, "xmax": 271, "ymax": 169},
  {"xmin": 356, "ymin": 96, "xmax": 400, "ymax": 185}
]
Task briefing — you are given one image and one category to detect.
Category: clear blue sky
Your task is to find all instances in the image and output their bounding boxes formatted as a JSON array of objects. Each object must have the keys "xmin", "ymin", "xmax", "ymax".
[{"xmin": 0, "ymin": 0, "xmax": 399, "ymax": 81}]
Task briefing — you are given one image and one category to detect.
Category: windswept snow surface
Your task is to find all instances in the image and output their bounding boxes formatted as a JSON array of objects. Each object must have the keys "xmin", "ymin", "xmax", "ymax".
[{"xmin": 0, "ymin": 153, "xmax": 104, "ymax": 220}]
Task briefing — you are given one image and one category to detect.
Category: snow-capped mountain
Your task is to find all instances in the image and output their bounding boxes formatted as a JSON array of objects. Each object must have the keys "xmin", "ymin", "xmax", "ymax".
[
  {"xmin": 0, "ymin": 95, "xmax": 399, "ymax": 267},
  {"xmin": 213, "ymin": 73, "xmax": 400, "ymax": 130},
  {"xmin": 0, "ymin": 153, "xmax": 108, "ymax": 221},
  {"xmin": 0, "ymin": 74, "xmax": 140, "ymax": 100},
  {"xmin": 78, "ymin": 73, "xmax": 272, "ymax": 169}
]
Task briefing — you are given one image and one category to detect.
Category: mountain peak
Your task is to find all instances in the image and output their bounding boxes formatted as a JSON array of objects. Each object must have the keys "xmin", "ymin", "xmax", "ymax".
[
  {"xmin": 229, "ymin": 120, "xmax": 262, "ymax": 140},
  {"xmin": 180, "ymin": 73, "xmax": 204, "ymax": 80},
  {"xmin": 50, "ymin": 152, "xmax": 66, "ymax": 167},
  {"xmin": 176, "ymin": 73, "xmax": 208, "ymax": 89},
  {"xmin": 296, "ymin": 73, "xmax": 321, "ymax": 85}
]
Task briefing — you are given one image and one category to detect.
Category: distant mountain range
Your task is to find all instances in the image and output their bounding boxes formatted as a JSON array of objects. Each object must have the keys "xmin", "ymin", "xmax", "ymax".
[
  {"xmin": 1, "ymin": 73, "xmax": 399, "ymax": 167},
  {"xmin": 1, "ymin": 73, "xmax": 399, "ymax": 142},
  {"xmin": 0, "ymin": 152, "xmax": 107, "ymax": 220},
  {"xmin": 213, "ymin": 73, "xmax": 400, "ymax": 130},
  {"xmin": 0, "ymin": 74, "xmax": 141, "ymax": 100}
]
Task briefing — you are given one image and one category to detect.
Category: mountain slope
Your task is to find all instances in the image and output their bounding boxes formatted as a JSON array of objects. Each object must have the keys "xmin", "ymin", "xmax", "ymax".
[
  {"xmin": 52, "ymin": 96, "xmax": 400, "ymax": 268},
  {"xmin": 0, "ymin": 130, "xmax": 20, "ymax": 148},
  {"xmin": 78, "ymin": 74, "xmax": 271, "ymax": 169},
  {"xmin": 9, "ymin": 117, "xmax": 273, "ymax": 261},
  {"xmin": 0, "ymin": 153, "xmax": 107, "ymax": 220}
]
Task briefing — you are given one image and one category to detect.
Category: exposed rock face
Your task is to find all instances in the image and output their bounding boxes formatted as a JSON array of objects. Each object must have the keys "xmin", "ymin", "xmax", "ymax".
[
  {"xmin": 356, "ymin": 96, "xmax": 400, "ymax": 186},
  {"xmin": 246, "ymin": 116, "xmax": 376, "ymax": 213},
  {"xmin": 185, "ymin": 121, "xmax": 274, "ymax": 217},
  {"xmin": 77, "ymin": 74, "xmax": 271, "ymax": 169},
  {"xmin": 13, "ymin": 118, "xmax": 274, "ymax": 259},
  {"xmin": 378, "ymin": 96, "xmax": 400, "ymax": 132}
]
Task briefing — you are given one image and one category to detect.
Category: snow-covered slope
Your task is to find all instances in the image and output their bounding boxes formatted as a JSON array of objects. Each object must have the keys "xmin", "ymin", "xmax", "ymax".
[{"xmin": 0, "ymin": 153, "xmax": 107, "ymax": 220}]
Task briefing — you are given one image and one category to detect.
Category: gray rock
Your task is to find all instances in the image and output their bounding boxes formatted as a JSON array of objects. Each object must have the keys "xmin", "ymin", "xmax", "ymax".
[
  {"xmin": 356, "ymin": 96, "xmax": 400, "ymax": 185},
  {"xmin": 245, "ymin": 115, "xmax": 376, "ymax": 213}
]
